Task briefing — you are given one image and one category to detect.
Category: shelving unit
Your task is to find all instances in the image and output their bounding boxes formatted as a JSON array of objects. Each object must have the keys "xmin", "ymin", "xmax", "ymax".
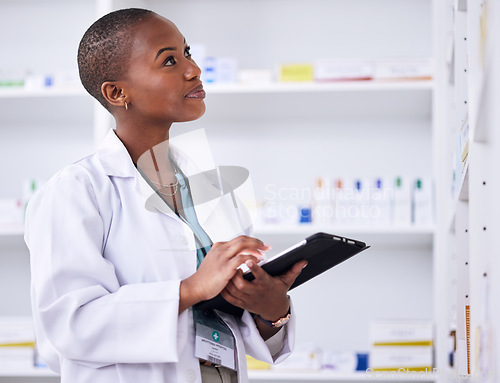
[
  {"xmin": 433, "ymin": 0, "xmax": 500, "ymax": 381},
  {"xmin": 0, "ymin": 0, "xmax": 440, "ymax": 382}
]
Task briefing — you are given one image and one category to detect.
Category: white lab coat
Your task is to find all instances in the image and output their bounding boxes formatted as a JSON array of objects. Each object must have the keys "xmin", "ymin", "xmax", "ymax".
[{"xmin": 25, "ymin": 129, "xmax": 295, "ymax": 383}]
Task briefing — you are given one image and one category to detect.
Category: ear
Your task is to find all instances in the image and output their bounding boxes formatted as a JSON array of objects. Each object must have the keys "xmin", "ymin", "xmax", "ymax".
[{"xmin": 101, "ymin": 82, "xmax": 128, "ymax": 109}]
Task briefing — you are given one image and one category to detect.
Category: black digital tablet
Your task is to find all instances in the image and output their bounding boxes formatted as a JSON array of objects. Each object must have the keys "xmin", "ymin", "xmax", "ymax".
[{"xmin": 195, "ymin": 232, "xmax": 370, "ymax": 317}]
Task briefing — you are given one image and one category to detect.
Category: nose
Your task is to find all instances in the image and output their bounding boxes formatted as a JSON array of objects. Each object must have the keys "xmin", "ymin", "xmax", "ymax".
[{"xmin": 184, "ymin": 59, "xmax": 202, "ymax": 81}]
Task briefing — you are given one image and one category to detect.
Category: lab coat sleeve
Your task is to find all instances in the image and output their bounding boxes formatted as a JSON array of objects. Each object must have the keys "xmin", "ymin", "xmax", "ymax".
[
  {"xmin": 237, "ymin": 301, "xmax": 296, "ymax": 364},
  {"xmin": 25, "ymin": 170, "xmax": 181, "ymax": 368}
]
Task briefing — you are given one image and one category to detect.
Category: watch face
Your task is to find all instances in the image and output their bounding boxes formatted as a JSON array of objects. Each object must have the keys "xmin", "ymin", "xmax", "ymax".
[{"xmin": 273, "ymin": 314, "xmax": 291, "ymax": 328}]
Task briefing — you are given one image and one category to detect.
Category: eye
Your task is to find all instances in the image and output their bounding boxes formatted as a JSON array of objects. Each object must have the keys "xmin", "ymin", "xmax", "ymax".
[
  {"xmin": 184, "ymin": 45, "xmax": 192, "ymax": 58},
  {"xmin": 163, "ymin": 56, "xmax": 176, "ymax": 66}
]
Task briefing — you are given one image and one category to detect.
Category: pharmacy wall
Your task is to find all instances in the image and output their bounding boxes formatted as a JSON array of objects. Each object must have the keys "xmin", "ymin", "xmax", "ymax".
[{"xmin": 0, "ymin": 0, "xmax": 443, "ymax": 382}]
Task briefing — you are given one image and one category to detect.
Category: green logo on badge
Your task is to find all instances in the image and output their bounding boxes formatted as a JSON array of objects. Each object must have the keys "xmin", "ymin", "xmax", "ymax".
[{"xmin": 212, "ymin": 331, "xmax": 220, "ymax": 342}]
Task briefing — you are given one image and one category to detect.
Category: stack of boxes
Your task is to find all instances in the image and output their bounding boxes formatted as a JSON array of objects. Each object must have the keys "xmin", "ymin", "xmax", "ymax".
[
  {"xmin": 369, "ymin": 319, "xmax": 434, "ymax": 372},
  {"xmin": 0, "ymin": 317, "xmax": 35, "ymax": 370}
]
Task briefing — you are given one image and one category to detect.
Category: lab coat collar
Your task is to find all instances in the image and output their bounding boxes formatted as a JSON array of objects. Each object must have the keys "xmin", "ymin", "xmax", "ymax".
[
  {"xmin": 137, "ymin": 152, "xmax": 222, "ymax": 223},
  {"xmin": 96, "ymin": 128, "xmax": 223, "ymax": 224},
  {"xmin": 96, "ymin": 129, "xmax": 137, "ymax": 178},
  {"xmin": 139, "ymin": 134, "xmax": 223, "ymax": 224}
]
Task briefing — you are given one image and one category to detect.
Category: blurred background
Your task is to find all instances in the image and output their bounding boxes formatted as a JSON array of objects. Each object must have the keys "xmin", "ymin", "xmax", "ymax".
[{"xmin": 1, "ymin": 0, "xmax": 498, "ymax": 382}]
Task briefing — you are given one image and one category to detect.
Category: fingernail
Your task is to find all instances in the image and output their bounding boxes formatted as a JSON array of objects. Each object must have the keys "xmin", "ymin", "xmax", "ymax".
[
  {"xmin": 246, "ymin": 260, "xmax": 254, "ymax": 268},
  {"xmin": 264, "ymin": 243, "xmax": 272, "ymax": 249},
  {"xmin": 302, "ymin": 263, "xmax": 308, "ymax": 269}
]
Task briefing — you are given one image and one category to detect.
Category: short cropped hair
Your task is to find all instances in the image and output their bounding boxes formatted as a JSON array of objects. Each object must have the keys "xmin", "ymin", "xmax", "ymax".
[{"xmin": 77, "ymin": 8, "xmax": 156, "ymax": 110}]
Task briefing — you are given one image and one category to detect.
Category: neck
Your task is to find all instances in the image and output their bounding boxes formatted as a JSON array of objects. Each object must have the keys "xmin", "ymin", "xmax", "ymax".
[{"xmin": 114, "ymin": 118, "xmax": 177, "ymax": 183}]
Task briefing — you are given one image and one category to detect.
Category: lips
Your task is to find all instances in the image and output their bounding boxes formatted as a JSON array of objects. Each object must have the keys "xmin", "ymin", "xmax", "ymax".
[{"xmin": 185, "ymin": 84, "xmax": 206, "ymax": 99}]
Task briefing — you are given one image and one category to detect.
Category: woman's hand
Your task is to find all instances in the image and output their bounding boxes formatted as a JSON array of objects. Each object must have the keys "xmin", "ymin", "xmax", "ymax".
[
  {"xmin": 179, "ymin": 236, "xmax": 270, "ymax": 313},
  {"xmin": 220, "ymin": 259, "xmax": 307, "ymax": 321}
]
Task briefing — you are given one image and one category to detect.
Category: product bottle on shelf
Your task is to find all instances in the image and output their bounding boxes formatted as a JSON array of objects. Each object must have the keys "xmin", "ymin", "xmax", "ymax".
[
  {"xmin": 352, "ymin": 178, "xmax": 370, "ymax": 226},
  {"xmin": 312, "ymin": 177, "xmax": 332, "ymax": 226},
  {"xmin": 412, "ymin": 177, "xmax": 434, "ymax": 225},
  {"xmin": 392, "ymin": 176, "xmax": 412, "ymax": 226},
  {"xmin": 370, "ymin": 177, "xmax": 392, "ymax": 226},
  {"xmin": 332, "ymin": 177, "xmax": 347, "ymax": 226}
]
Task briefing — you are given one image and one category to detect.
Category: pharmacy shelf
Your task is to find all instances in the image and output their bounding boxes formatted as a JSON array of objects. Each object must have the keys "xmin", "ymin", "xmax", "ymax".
[
  {"xmin": 0, "ymin": 368, "xmax": 57, "ymax": 377},
  {"xmin": 0, "ymin": 80, "xmax": 434, "ymax": 99},
  {"xmin": 254, "ymin": 224, "xmax": 435, "ymax": 235},
  {"xmin": 248, "ymin": 370, "xmax": 436, "ymax": 382},
  {"xmin": 254, "ymin": 225, "xmax": 435, "ymax": 248},
  {"xmin": 1, "ymin": 224, "xmax": 435, "ymax": 237},
  {"xmin": 0, "ymin": 224, "xmax": 24, "ymax": 236},
  {"xmin": 0, "ymin": 369, "xmax": 437, "ymax": 381},
  {"xmin": 205, "ymin": 80, "xmax": 434, "ymax": 94},
  {"xmin": 0, "ymin": 87, "xmax": 86, "ymax": 98}
]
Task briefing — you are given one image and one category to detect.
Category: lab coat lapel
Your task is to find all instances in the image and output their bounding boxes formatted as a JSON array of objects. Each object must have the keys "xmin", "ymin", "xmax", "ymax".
[
  {"xmin": 95, "ymin": 129, "xmax": 224, "ymax": 224},
  {"xmin": 135, "ymin": 131, "xmax": 223, "ymax": 223}
]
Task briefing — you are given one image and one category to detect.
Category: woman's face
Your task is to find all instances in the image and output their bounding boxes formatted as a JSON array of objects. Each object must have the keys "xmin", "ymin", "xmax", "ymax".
[{"xmin": 124, "ymin": 15, "xmax": 206, "ymax": 125}]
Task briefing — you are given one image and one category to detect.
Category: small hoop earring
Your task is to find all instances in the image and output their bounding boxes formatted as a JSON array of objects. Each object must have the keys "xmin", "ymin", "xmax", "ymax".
[{"xmin": 124, "ymin": 102, "xmax": 128, "ymax": 110}]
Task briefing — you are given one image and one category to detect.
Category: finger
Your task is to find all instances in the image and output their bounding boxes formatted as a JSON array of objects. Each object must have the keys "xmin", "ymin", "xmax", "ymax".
[
  {"xmin": 225, "ymin": 236, "xmax": 271, "ymax": 260},
  {"xmin": 230, "ymin": 254, "xmax": 262, "ymax": 271},
  {"xmin": 244, "ymin": 259, "xmax": 271, "ymax": 281},
  {"xmin": 221, "ymin": 287, "xmax": 246, "ymax": 308},
  {"xmin": 226, "ymin": 270, "xmax": 252, "ymax": 297},
  {"xmin": 279, "ymin": 260, "xmax": 308, "ymax": 288}
]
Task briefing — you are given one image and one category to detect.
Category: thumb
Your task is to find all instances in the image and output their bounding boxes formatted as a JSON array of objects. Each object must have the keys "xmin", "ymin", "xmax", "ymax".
[{"xmin": 279, "ymin": 260, "xmax": 308, "ymax": 288}]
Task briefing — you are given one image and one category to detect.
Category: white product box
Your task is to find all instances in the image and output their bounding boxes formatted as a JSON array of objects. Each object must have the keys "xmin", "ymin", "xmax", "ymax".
[
  {"xmin": 373, "ymin": 58, "xmax": 433, "ymax": 80},
  {"xmin": 202, "ymin": 57, "xmax": 217, "ymax": 83},
  {"xmin": 314, "ymin": 59, "xmax": 373, "ymax": 81},
  {"xmin": 0, "ymin": 317, "xmax": 35, "ymax": 345},
  {"xmin": 202, "ymin": 57, "xmax": 238, "ymax": 83},
  {"xmin": 369, "ymin": 346, "xmax": 433, "ymax": 370},
  {"xmin": 0, "ymin": 317, "xmax": 35, "ymax": 370},
  {"xmin": 238, "ymin": 69, "xmax": 273, "ymax": 84},
  {"xmin": 369, "ymin": 319, "xmax": 433, "ymax": 346},
  {"xmin": 321, "ymin": 351, "xmax": 358, "ymax": 372},
  {"xmin": 216, "ymin": 57, "xmax": 238, "ymax": 83},
  {"xmin": 0, "ymin": 347, "xmax": 34, "ymax": 369},
  {"xmin": 271, "ymin": 344, "xmax": 322, "ymax": 371}
]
